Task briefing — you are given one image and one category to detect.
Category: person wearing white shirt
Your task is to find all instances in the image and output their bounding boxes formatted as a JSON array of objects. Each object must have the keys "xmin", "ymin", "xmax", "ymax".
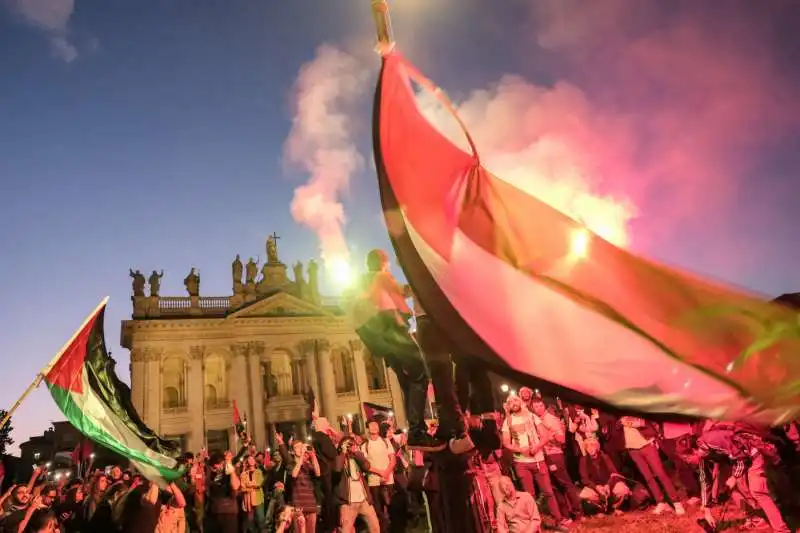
[
  {"xmin": 620, "ymin": 416, "xmax": 685, "ymax": 516},
  {"xmin": 360, "ymin": 420, "xmax": 396, "ymax": 533},
  {"xmin": 501, "ymin": 396, "xmax": 566, "ymax": 528}
]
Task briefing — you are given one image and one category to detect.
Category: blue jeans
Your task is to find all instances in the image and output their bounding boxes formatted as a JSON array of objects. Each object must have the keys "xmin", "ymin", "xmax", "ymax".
[{"xmin": 243, "ymin": 503, "xmax": 266, "ymax": 533}]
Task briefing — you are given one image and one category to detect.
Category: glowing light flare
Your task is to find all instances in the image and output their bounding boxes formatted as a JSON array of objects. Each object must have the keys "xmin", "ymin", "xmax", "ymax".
[
  {"xmin": 569, "ymin": 227, "xmax": 591, "ymax": 259},
  {"xmin": 326, "ymin": 256, "xmax": 354, "ymax": 288}
]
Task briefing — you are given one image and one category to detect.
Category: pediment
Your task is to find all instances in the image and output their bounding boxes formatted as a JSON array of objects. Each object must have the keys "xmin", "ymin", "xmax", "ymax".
[{"xmin": 228, "ymin": 292, "xmax": 333, "ymax": 319}]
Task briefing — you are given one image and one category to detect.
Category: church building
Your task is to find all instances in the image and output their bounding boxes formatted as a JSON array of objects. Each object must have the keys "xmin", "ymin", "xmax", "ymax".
[{"xmin": 121, "ymin": 234, "xmax": 406, "ymax": 452}]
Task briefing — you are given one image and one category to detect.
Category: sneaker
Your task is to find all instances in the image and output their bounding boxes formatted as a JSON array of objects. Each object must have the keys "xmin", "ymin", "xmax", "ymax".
[
  {"xmin": 673, "ymin": 502, "xmax": 686, "ymax": 516},
  {"xmin": 652, "ymin": 502, "xmax": 671, "ymax": 515}
]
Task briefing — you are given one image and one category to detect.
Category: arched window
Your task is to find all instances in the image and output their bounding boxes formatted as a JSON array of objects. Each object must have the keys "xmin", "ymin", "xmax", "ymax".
[
  {"xmin": 332, "ymin": 347, "xmax": 356, "ymax": 394},
  {"xmin": 267, "ymin": 349, "xmax": 293, "ymax": 397},
  {"xmin": 163, "ymin": 386, "xmax": 181, "ymax": 409},
  {"xmin": 204, "ymin": 384, "xmax": 218, "ymax": 405},
  {"xmin": 204, "ymin": 355, "xmax": 227, "ymax": 408},
  {"xmin": 364, "ymin": 350, "xmax": 387, "ymax": 391},
  {"xmin": 161, "ymin": 357, "xmax": 187, "ymax": 409}
]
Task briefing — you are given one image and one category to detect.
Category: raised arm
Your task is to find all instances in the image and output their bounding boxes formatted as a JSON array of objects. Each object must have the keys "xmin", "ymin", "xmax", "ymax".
[{"xmin": 167, "ymin": 482, "xmax": 186, "ymax": 509}]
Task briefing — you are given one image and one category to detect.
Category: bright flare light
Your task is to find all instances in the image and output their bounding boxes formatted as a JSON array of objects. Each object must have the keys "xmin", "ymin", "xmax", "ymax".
[
  {"xmin": 569, "ymin": 228, "xmax": 591, "ymax": 259},
  {"xmin": 327, "ymin": 256, "xmax": 354, "ymax": 288}
]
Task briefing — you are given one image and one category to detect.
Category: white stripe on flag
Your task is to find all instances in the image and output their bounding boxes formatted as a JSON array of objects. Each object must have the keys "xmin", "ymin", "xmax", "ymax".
[{"xmin": 402, "ymin": 214, "xmax": 762, "ymax": 421}]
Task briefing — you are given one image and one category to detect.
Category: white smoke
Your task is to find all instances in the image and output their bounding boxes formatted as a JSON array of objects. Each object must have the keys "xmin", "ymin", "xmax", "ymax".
[{"xmin": 284, "ymin": 45, "xmax": 370, "ymax": 263}]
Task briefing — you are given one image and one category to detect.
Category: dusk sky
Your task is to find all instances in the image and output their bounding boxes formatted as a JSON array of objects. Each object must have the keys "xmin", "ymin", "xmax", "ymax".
[{"xmin": 1, "ymin": 0, "xmax": 798, "ymax": 453}]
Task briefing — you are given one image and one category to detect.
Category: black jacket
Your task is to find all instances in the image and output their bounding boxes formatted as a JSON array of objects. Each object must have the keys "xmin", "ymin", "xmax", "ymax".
[{"xmin": 332, "ymin": 451, "xmax": 373, "ymax": 506}]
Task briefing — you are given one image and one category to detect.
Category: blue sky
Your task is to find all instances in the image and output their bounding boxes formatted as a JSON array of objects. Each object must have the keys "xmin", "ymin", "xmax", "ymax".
[{"xmin": 0, "ymin": 0, "xmax": 798, "ymax": 452}]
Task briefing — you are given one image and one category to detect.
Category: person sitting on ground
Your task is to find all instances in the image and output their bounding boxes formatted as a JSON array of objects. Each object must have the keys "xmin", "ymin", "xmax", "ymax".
[
  {"xmin": 495, "ymin": 476, "xmax": 542, "ymax": 533},
  {"xmin": 578, "ymin": 437, "xmax": 631, "ymax": 515}
]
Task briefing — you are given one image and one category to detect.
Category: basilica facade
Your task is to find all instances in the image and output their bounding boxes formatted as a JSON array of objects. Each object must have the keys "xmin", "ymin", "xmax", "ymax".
[{"xmin": 121, "ymin": 236, "xmax": 406, "ymax": 453}]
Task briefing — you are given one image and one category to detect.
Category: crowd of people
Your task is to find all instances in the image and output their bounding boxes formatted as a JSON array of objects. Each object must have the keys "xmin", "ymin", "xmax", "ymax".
[{"xmin": 1, "ymin": 386, "xmax": 798, "ymax": 533}]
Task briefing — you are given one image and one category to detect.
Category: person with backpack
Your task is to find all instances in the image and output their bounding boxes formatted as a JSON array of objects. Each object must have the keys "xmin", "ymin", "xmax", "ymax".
[
  {"xmin": 360, "ymin": 419, "xmax": 396, "ymax": 533},
  {"xmin": 680, "ymin": 422, "xmax": 790, "ymax": 532}
]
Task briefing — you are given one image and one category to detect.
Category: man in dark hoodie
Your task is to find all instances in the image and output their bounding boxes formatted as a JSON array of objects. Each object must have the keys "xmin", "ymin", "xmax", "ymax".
[{"xmin": 312, "ymin": 417, "xmax": 339, "ymax": 533}]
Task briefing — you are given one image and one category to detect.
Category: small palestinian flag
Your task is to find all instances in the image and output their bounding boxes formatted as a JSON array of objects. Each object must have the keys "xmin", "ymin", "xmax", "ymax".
[
  {"xmin": 363, "ymin": 402, "xmax": 392, "ymax": 422},
  {"xmin": 44, "ymin": 298, "xmax": 182, "ymax": 485}
]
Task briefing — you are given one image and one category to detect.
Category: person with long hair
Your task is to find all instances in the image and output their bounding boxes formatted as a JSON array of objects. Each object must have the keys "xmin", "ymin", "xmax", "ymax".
[{"xmin": 277, "ymin": 433, "xmax": 320, "ymax": 533}]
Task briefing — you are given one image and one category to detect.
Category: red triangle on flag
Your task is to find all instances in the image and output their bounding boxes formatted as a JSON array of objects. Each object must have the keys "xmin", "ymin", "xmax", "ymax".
[{"xmin": 44, "ymin": 305, "xmax": 106, "ymax": 395}]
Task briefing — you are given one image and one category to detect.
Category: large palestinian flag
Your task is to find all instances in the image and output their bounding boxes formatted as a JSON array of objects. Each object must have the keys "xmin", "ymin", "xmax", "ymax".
[
  {"xmin": 44, "ymin": 298, "xmax": 182, "ymax": 484},
  {"xmin": 372, "ymin": 51, "xmax": 800, "ymax": 425}
]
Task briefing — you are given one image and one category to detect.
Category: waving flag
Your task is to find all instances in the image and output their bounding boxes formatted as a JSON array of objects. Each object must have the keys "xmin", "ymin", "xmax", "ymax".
[
  {"xmin": 45, "ymin": 298, "xmax": 182, "ymax": 485},
  {"xmin": 372, "ymin": 51, "xmax": 800, "ymax": 425}
]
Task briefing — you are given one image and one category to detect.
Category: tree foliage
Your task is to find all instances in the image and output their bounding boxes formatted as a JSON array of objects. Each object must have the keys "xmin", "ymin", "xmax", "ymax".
[{"xmin": 0, "ymin": 410, "xmax": 13, "ymax": 456}]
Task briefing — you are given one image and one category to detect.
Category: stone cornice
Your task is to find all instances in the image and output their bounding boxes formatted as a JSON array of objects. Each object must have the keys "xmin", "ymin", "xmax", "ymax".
[{"xmin": 122, "ymin": 315, "xmax": 350, "ymax": 332}]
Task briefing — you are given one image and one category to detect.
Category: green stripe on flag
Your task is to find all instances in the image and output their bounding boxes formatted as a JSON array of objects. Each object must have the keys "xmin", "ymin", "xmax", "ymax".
[{"xmin": 49, "ymin": 382, "xmax": 182, "ymax": 483}]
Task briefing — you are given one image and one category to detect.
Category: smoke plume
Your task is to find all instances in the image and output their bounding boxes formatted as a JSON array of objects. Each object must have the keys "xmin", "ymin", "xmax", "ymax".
[
  {"xmin": 420, "ymin": 0, "xmax": 798, "ymax": 263},
  {"xmin": 285, "ymin": 45, "xmax": 369, "ymax": 262}
]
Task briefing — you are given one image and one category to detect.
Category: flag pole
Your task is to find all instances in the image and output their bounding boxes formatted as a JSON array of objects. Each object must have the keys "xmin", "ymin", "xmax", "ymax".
[
  {"xmin": 0, "ymin": 296, "xmax": 109, "ymax": 432},
  {"xmin": 371, "ymin": 0, "xmax": 395, "ymax": 55}
]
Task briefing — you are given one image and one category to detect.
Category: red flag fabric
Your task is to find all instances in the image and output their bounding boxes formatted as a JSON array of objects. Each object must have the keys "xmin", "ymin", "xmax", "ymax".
[
  {"xmin": 232, "ymin": 400, "xmax": 241, "ymax": 426},
  {"xmin": 363, "ymin": 402, "xmax": 392, "ymax": 422},
  {"xmin": 372, "ymin": 51, "xmax": 800, "ymax": 425}
]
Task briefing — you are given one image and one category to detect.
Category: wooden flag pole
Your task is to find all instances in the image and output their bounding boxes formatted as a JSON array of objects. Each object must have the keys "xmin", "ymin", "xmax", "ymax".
[
  {"xmin": 0, "ymin": 296, "xmax": 109, "ymax": 432},
  {"xmin": 371, "ymin": 0, "xmax": 395, "ymax": 55}
]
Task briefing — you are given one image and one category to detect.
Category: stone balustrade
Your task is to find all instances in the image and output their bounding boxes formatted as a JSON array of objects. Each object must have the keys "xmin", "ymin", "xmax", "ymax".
[{"xmin": 132, "ymin": 295, "xmax": 233, "ymax": 318}]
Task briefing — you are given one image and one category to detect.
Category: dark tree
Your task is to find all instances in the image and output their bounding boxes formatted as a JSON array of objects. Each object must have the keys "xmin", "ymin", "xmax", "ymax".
[{"xmin": 0, "ymin": 410, "xmax": 13, "ymax": 456}]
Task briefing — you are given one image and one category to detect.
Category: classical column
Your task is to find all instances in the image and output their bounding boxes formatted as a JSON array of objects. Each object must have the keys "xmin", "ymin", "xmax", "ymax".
[
  {"xmin": 387, "ymin": 368, "xmax": 408, "ymax": 428},
  {"xmin": 144, "ymin": 349, "xmax": 162, "ymax": 432},
  {"xmin": 247, "ymin": 342, "xmax": 266, "ymax": 448},
  {"xmin": 230, "ymin": 343, "xmax": 249, "ymax": 422},
  {"xmin": 350, "ymin": 340, "xmax": 371, "ymax": 414},
  {"xmin": 315, "ymin": 340, "xmax": 338, "ymax": 420},
  {"xmin": 130, "ymin": 349, "xmax": 146, "ymax": 417},
  {"xmin": 187, "ymin": 346, "xmax": 205, "ymax": 452}
]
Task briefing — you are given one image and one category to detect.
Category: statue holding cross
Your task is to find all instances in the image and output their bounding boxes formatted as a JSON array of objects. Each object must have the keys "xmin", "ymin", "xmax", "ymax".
[{"xmin": 266, "ymin": 232, "xmax": 281, "ymax": 264}]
